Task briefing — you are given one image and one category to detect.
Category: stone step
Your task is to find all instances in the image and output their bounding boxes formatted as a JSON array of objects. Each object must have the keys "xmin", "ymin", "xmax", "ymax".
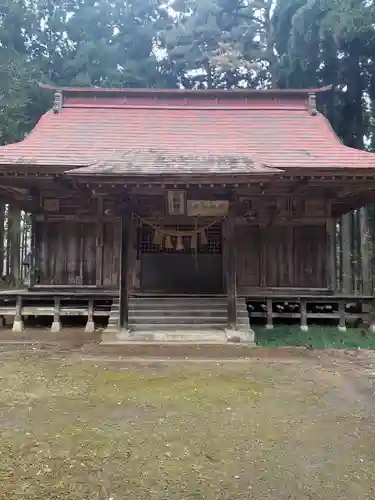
[
  {"xmin": 126, "ymin": 331, "xmax": 227, "ymax": 342},
  {"xmin": 129, "ymin": 317, "xmax": 227, "ymax": 326},
  {"xmin": 94, "ymin": 342, "xmax": 258, "ymax": 356},
  {"xmin": 129, "ymin": 309, "xmax": 229, "ymax": 317},
  {"xmin": 128, "ymin": 302, "xmax": 229, "ymax": 309},
  {"xmin": 128, "ymin": 323, "xmax": 227, "ymax": 331}
]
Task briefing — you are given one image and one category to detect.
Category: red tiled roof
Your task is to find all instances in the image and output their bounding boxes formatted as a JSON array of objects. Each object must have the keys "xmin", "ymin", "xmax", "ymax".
[{"xmin": 1, "ymin": 87, "xmax": 375, "ymax": 174}]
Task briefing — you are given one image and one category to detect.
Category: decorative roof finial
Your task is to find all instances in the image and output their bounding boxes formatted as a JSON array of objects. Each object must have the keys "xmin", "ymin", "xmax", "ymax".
[
  {"xmin": 53, "ymin": 91, "xmax": 63, "ymax": 114},
  {"xmin": 308, "ymin": 93, "xmax": 317, "ymax": 116}
]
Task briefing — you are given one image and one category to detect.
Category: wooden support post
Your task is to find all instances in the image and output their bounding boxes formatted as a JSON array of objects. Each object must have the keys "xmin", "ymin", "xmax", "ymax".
[
  {"xmin": 326, "ymin": 217, "xmax": 337, "ymax": 292},
  {"xmin": 127, "ymin": 215, "xmax": 138, "ymax": 291},
  {"xmin": 341, "ymin": 213, "xmax": 352, "ymax": 293},
  {"xmin": 359, "ymin": 208, "xmax": 371, "ymax": 296},
  {"xmin": 259, "ymin": 227, "xmax": 266, "ymax": 288},
  {"xmin": 266, "ymin": 298, "xmax": 273, "ymax": 329},
  {"xmin": 225, "ymin": 203, "xmax": 237, "ymax": 331},
  {"xmin": 0, "ymin": 204, "xmax": 4, "ymax": 277},
  {"xmin": 12, "ymin": 295, "xmax": 24, "ymax": 332},
  {"xmin": 338, "ymin": 300, "xmax": 346, "ymax": 332},
  {"xmin": 96, "ymin": 197, "xmax": 104, "ymax": 287},
  {"xmin": 51, "ymin": 297, "xmax": 62, "ymax": 333},
  {"xmin": 8, "ymin": 205, "xmax": 21, "ymax": 287},
  {"xmin": 119, "ymin": 213, "xmax": 130, "ymax": 335},
  {"xmin": 369, "ymin": 299, "xmax": 375, "ymax": 334},
  {"xmin": 300, "ymin": 299, "xmax": 308, "ymax": 332},
  {"xmin": 84, "ymin": 298, "xmax": 95, "ymax": 333}
]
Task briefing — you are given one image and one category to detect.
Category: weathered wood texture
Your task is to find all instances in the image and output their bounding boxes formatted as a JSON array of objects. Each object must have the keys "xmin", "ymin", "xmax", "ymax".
[
  {"xmin": 236, "ymin": 224, "xmax": 327, "ymax": 293},
  {"xmin": 38, "ymin": 220, "xmax": 120, "ymax": 286}
]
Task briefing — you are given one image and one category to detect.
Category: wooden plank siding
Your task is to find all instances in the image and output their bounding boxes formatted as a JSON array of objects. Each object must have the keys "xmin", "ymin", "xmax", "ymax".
[
  {"xmin": 237, "ymin": 225, "xmax": 327, "ymax": 293},
  {"xmin": 38, "ymin": 220, "xmax": 120, "ymax": 286},
  {"xmin": 36, "ymin": 215, "xmax": 327, "ymax": 292},
  {"xmin": 236, "ymin": 226, "xmax": 261, "ymax": 289}
]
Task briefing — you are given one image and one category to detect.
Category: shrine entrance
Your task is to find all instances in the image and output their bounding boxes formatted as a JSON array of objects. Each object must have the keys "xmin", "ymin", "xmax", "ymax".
[{"xmin": 139, "ymin": 222, "xmax": 223, "ymax": 293}]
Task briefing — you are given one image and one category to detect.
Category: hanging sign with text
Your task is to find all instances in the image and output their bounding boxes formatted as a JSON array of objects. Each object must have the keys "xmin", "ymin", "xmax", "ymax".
[{"xmin": 187, "ymin": 200, "xmax": 229, "ymax": 217}]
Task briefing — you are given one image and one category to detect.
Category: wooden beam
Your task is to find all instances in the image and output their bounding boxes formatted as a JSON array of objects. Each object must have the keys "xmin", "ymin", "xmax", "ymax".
[
  {"xmin": 259, "ymin": 227, "xmax": 266, "ymax": 287},
  {"xmin": 119, "ymin": 213, "xmax": 130, "ymax": 332},
  {"xmin": 8, "ymin": 204, "xmax": 21, "ymax": 285},
  {"xmin": 341, "ymin": 213, "xmax": 352, "ymax": 293},
  {"xmin": 326, "ymin": 217, "xmax": 337, "ymax": 292},
  {"xmin": 95, "ymin": 197, "xmax": 104, "ymax": 286},
  {"xmin": 359, "ymin": 207, "xmax": 371, "ymax": 295},
  {"xmin": 225, "ymin": 201, "xmax": 237, "ymax": 330}
]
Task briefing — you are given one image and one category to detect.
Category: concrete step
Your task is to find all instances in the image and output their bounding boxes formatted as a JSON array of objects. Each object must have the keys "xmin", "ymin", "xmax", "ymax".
[
  {"xmin": 128, "ymin": 303, "xmax": 229, "ymax": 310},
  {"xmin": 127, "ymin": 330, "xmax": 227, "ymax": 342},
  {"xmin": 128, "ymin": 323, "xmax": 227, "ymax": 331},
  {"xmin": 129, "ymin": 318, "xmax": 227, "ymax": 326},
  {"xmin": 129, "ymin": 309, "xmax": 229, "ymax": 317},
  {"xmin": 93, "ymin": 342, "xmax": 257, "ymax": 357}
]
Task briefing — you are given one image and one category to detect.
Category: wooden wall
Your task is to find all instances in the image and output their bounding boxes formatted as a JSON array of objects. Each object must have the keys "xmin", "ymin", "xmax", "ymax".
[
  {"xmin": 236, "ymin": 224, "xmax": 328, "ymax": 292},
  {"xmin": 35, "ymin": 217, "xmax": 328, "ymax": 292},
  {"xmin": 37, "ymin": 220, "xmax": 120, "ymax": 286}
]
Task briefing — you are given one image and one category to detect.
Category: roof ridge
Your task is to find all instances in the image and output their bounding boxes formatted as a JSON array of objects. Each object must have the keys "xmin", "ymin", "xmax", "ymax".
[{"xmin": 39, "ymin": 82, "xmax": 333, "ymax": 96}]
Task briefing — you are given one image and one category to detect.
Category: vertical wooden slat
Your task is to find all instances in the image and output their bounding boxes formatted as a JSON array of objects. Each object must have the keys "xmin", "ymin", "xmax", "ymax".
[
  {"xmin": 225, "ymin": 202, "xmax": 237, "ymax": 329},
  {"xmin": 8, "ymin": 205, "xmax": 21, "ymax": 286},
  {"xmin": 359, "ymin": 208, "xmax": 371, "ymax": 295},
  {"xmin": 127, "ymin": 215, "xmax": 137, "ymax": 291},
  {"xmin": 259, "ymin": 227, "xmax": 266, "ymax": 288},
  {"xmin": 341, "ymin": 213, "xmax": 352, "ymax": 293},
  {"xmin": 0, "ymin": 204, "xmax": 5, "ymax": 276},
  {"xmin": 326, "ymin": 217, "xmax": 337, "ymax": 291},
  {"xmin": 119, "ymin": 213, "xmax": 130, "ymax": 331},
  {"xmin": 79, "ymin": 223, "xmax": 84, "ymax": 284},
  {"xmin": 96, "ymin": 197, "xmax": 104, "ymax": 286}
]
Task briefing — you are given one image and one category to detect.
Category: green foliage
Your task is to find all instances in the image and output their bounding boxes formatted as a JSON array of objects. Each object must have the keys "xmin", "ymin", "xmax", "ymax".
[
  {"xmin": 161, "ymin": 0, "xmax": 274, "ymax": 89},
  {"xmin": 255, "ymin": 325, "xmax": 375, "ymax": 349}
]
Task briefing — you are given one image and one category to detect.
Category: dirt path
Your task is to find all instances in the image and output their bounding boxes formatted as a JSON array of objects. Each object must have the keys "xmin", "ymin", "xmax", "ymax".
[{"xmin": 1, "ymin": 348, "xmax": 375, "ymax": 499}]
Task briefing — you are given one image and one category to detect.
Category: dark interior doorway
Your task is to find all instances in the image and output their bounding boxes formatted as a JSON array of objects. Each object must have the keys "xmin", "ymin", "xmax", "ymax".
[{"xmin": 139, "ymin": 223, "xmax": 223, "ymax": 293}]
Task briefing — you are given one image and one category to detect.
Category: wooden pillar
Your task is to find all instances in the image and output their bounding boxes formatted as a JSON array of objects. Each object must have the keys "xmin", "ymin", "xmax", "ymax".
[
  {"xmin": 0, "ymin": 204, "xmax": 5, "ymax": 277},
  {"xmin": 341, "ymin": 213, "xmax": 352, "ymax": 293},
  {"xmin": 84, "ymin": 298, "xmax": 95, "ymax": 333},
  {"xmin": 95, "ymin": 197, "xmax": 104, "ymax": 286},
  {"xmin": 51, "ymin": 296, "xmax": 62, "ymax": 333},
  {"xmin": 259, "ymin": 227, "xmax": 267, "ymax": 288},
  {"xmin": 326, "ymin": 217, "xmax": 337, "ymax": 292},
  {"xmin": 266, "ymin": 298, "xmax": 273, "ymax": 330},
  {"xmin": 300, "ymin": 299, "xmax": 308, "ymax": 332},
  {"xmin": 30, "ymin": 215, "xmax": 41, "ymax": 287},
  {"xmin": 127, "ymin": 215, "xmax": 138, "ymax": 290},
  {"xmin": 119, "ymin": 213, "xmax": 130, "ymax": 333},
  {"xmin": 359, "ymin": 207, "xmax": 371, "ymax": 296},
  {"xmin": 12, "ymin": 294, "xmax": 24, "ymax": 332},
  {"xmin": 8, "ymin": 204, "xmax": 21, "ymax": 286},
  {"xmin": 225, "ymin": 203, "xmax": 237, "ymax": 330},
  {"xmin": 338, "ymin": 300, "xmax": 346, "ymax": 332}
]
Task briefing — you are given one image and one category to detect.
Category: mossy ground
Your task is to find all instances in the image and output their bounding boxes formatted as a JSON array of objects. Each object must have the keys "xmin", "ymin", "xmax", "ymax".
[
  {"xmin": 255, "ymin": 325, "xmax": 375, "ymax": 349},
  {"xmin": 1, "ymin": 351, "xmax": 375, "ymax": 499}
]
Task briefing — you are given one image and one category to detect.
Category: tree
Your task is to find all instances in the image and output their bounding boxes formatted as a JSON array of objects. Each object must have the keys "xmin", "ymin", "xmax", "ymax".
[{"xmin": 161, "ymin": 0, "xmax": 273, "ymax": 89}]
